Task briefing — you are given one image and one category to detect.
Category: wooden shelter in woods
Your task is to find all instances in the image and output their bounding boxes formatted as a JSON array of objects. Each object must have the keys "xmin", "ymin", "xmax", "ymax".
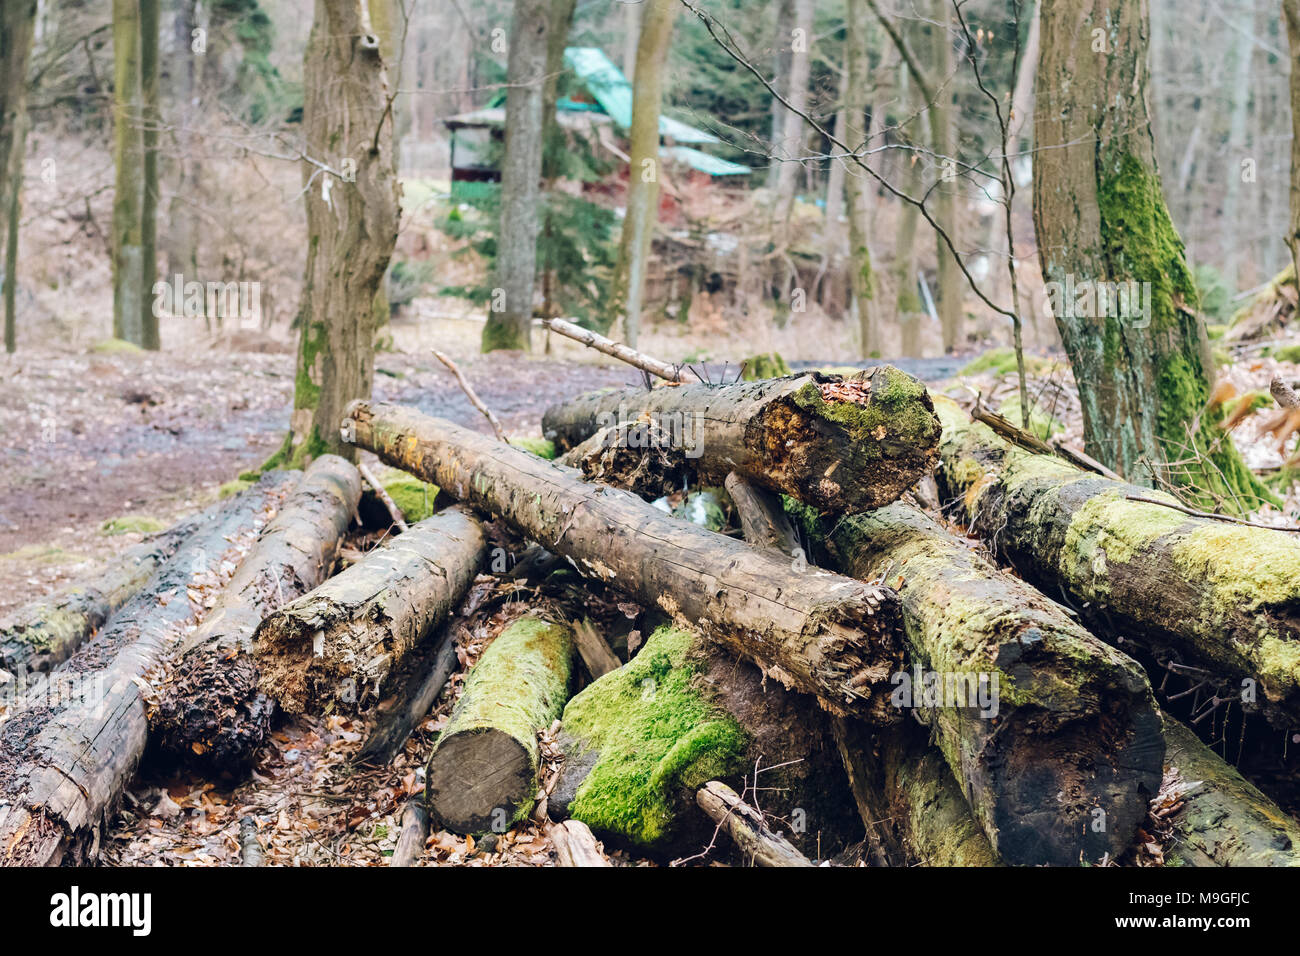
[{"xmin": 445, "ymin": 46, "xmax": 750, "ymax": 199}]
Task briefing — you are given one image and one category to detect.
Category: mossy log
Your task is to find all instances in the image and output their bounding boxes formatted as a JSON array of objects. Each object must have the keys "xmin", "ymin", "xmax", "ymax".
[
  {"xmin": 345, "ymin": 401, "xmax": 904, "ymax": 721},
  {"xmin": 149, "ymin": 455, "xmax": 361, "ymax": 773},
  {"xmin": 935, "ymin": 396, "xmax": 1300, "ymax": 728},
  {"xmin": 255, "ymin": 505, "xmax": 486, "ymax": 715},
  {"xmin": 0, "ymin": 507, "xmax": 210, "ymax": 675},
  {"xmin": 540, "ymin": 366, "xmax": 942, "ymax": 514},
  {"xmin": 425, "ymin": 615, "xmax": 574, "ymax": 833},
  {"xmin": 550, "ymin": 624, "xmax": 860, "ymax": 859},
  {"xmin": 0, "ymin": 475, "xmax": 295, "ymax": 866},
  {"xmin": 1162, "ymin": 717, "xmax": 1300, "ymax": 866},
  {"xmin": 819, "ymin": 503, "xmax": 1163, "ymax": 866}
]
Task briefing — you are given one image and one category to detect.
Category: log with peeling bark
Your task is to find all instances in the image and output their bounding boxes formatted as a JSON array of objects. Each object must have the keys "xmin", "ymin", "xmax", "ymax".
[
  {"xmin": 814, "ymin": 502, "xmax": 1164, "ymax": 866},
  {"xmin": 541, "ymin": 366, "xmax": 942, "ymax": 514},
  {"xmin": 425, "ymin": 615, "xmax": 574, "ymax": 833},
  {"xmin": 546, "ymin": 819, "xmax": 609, "ymax": 867},
  {"xmin": 0, "ymin": 474, "xmax": 295, "ymax": 866},
  {"xmin": 391, "ymin": 800, "xmax": 430, "ymax": 867},
  {"xmin": 255, "ymin": 505, "xmax": 486, "ymax": 715},
  {"xmin": 550, "ymin": 624, "xmax": 860, "ymax": 858},
  {"xmin": 540, "ymin": 316, "xmax": 687, "ymax": 382},
  {"xmin": 0, "ymin": 506, "xmax": 212, "ymax": 676},
  {"xmin": 149, "ymin": 456, "xmax": 361, "ymax": 773},
  {"xmin": 934, "ymin": 396, "xmax": 1300, "ymax": 729},
  {"xmin": 1161, "ymin": 717, "xmax": 1300, "ymax": 866},
  {"xmin": 724, "ymin": 472, "xmax": 800, "ymax": 553},
  {"xmin": 356, "ymin": 632, "xmax": 458, "ymax": 764},
  {"xmin": 696, "ymin": 780, "xmax": 815, "ymax": 867},
  {"xmin": 344, "ymin": 401, "xmax": 904, "ymax": 720}
]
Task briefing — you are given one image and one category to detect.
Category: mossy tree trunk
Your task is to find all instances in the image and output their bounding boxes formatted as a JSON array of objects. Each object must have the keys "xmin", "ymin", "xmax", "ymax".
[
  {"xmin": 0, "ymin": 0, "xmax": 36, "ymax": 354},
  {"xmin": 936, "ymin": 396, "xmax": 1300, "ymax": 730},
  {"xmin": 276, "ymin": 0, "xmax": 400, "ymax": 467},
  {"xmin": 844, "ymin": 0, "xmax": 877, "ymax": 357},
  {"xmin": 1033, "ymin": 0, "xmax": 1269, "ymax": 512},
  {"xmin": 482, "ymin": 0, "xmax": 549, "ymax": 353},
  {"xmin": 611, "ymin": 0, "xmax": 675, "ymax": 349},
  {"xmin": 425, "ymin": 615, "xmax": 574, "ymax": 833}
]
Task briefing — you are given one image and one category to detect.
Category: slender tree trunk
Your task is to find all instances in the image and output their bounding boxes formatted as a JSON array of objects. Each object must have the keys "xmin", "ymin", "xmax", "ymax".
[
  {"xmin": 1285, "ymin": 0, "xmax": 1300, "ymax": 283},
  {"xmin": 844, "ymin": 0, "xmax": 876, "ymax": 356},
  {"xmin": 111, "ymin": 0, "xmax": 145, "ymax": 345},
  {"xmin": 894, "ymin": 65, "xmax": 924, "ymax": 355},
  {"xmin": 766, "ymin": 0, "xmax": 793, "ymax": 190},
  {"xmin": 621, "ymin": 0, "xmax": 640, "ymax": 84},
  {"xmin": 772, "ymin": 0, "xmax": 813, "ymax": 232},
  {"xmin": 0, "ymin": 0, "xmax": 35, "ymax": 354},
  {"xmin": 482, "ymin": 0, "xmax": 549, "ymax": 352},
  {"xmin": 612, "ymin": 0, "xmax": 675, "ymax": 348},
  {"xmin": 928, "ymin": 0, "xmax": 961, "ymax": 353},
  {"xmin": 1220, "ymin": 0, "xmax": 1253, "ymax": 294},
  {"xmin": 1033, "ymin": 0, "xmax": 1270, "ymax": 512},
  {"xmin": 165, "ymin": 0, "xmax": 200, "ymax": 285},
  {"xmin": 138, "ymin": 0, "xmax": 159, "ymax": 349},
  {"xmin": 274, "ymin": 0, "xmax": 400, "ymax": 466}
]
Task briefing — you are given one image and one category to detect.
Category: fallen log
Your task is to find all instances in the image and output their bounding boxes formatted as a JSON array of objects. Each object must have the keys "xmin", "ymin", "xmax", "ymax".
[
  {"xmin": 356, "ymin": 633, "xmax": 458, "ymax": 764},
  {"xmin": 815, "ymin": 503, "xmax": 1164, "ymax": 866},
  {"xmin": 539, "ymin": 316, "xmax": 687, "ymax": 383},
  {"xmin": 424, "ymin": 614, "xmax": 574, "ymax": 833},
  {"xmin": 345, "ymin": 400, "xmax": 904, "ymax": 720},
  {"xmin": 149, "ymin": 456, "xmax": 361, "ymax": 772},
  {"xmin": 934, "ymin": 396, "xmax": 1300, "ymax": 728},
  {"xmin": 0, "ymin": 474, "xmax": 295, "ymax": 865},
  {"xmin": 239, "ymin": 816, "xmax": 264, "ymax": 866},
  {"xmin": 550, "ymin": 624, "xmax": 859, "ymax": 858},
  {"xmin": 540, "ymin": 366, "xmax": 942, "ymax": 514},
  {"xmin": 695, "ymin": 780, "xmax": 815, "ymax": 867},
  {"xmin": 255, "ymin": 505, "xmax": 486, "ymax": 715},
  {"xmin": 391, "ymin": 800, "xmax": 430, "ymax": 866},
  {"xmin": 1161, "ymin": 717, "xmax": 1300, "ymax": 866},
  {"xmin": 0, "ymin": 507, "xmax": 211, "ymax": 675},
  {"xmin": 724, "ymin": 472, "xmax": 800, "ymax": 554},
  {"xmin": 546, "ymin": 819, "xmax": 609, "ymax": 867}
]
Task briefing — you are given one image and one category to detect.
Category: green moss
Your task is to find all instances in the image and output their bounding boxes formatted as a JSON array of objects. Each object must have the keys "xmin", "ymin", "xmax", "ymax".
[
  {"xmin": 218, "ymin": 479, "xmax": 252, "ymax": 499},
  {"xmin": 99, "ymin": 515, "xmax": 167, "ymax": 536},
  {"xmin": 1274, "ymin": 344, "xmax": 1300, "ymax": 364},
  {"xmin": 1229, "ymin": 390, "xmax": 1273, "ymax": 417},
  {"xmin": 508, "ymin": 436, "xmax": 557, "ymax": 460},
  {"xmin": 790, "ymin": 365, "xmax": 941, "ymax": 458},
  {"xmin": 481, "ymin": 317, "xmax": 529, "ymax": 352},
  {"xmin": 997, "ymin": 397, "xmax": 1061, "ymax": 438},
  {"xmin": 958, "ymin": 348, "xmax": 1052, "ymax": 378},
  {"xmin": 381, "ymin": 473, "xmax": 440, "ymax": 522},
  {"xmin": 293, "ymin": 320, "xmax": 326, "ymax": 410},
  {"xmin": 561, "ymin": 626, "xmax": 748, "ymax": 847},
  {"xmin": 0, "ymin": 544, "xmax": 84, "ymax": 565},
  {"xmin": 90, "ymin": 338, "xmax": 143, "ymax": 355},
  {"xmin": 740, "ymin": 352, "xmax": 791, "ymax": 380}
]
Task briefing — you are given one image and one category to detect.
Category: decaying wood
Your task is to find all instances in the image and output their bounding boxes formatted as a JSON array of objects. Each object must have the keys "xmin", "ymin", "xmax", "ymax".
[
  {"xmin": 559, "ymin": 421, "xmax": 692, "ymax": 498},
  {"xmin": 357, "ymin": 632, "xmax": 458, "ymax": 764},
  {"xmin": 724, "ymin": 472, "xmax": 800, "ymax": 553},
  {"xmin": 935, "ymin": 396, "xmax": 1300, "ymax": 728},
  {"xmin": 819, "ymin": 503, "xmax": 1163, "ymax": 866},
  {"xmin": 1161, "ymin": 717, "xmax": 1300, "ymax": 866},
  {"xmin": 546, "ymin": 819, "xmax": 609, "ymax": 867},
  {"xmin": 0, "ymin": 506, "xmax": 210, "ymax": 675},
  {"xmin": 542, "ymin": 365, "xmax": 941, "ymax": 514},
  {"xmin": 0, "ymin": 474, "xmax": 295, "ymax": 866},
  {"xmin": 572, "ymin": 617, "xmax": 621, "ymax": 678},
  {"xmin": 358, "ymin": 461, "xmax": 408, "ymax": 532},
  {"xmin": 344, "ymin": 400, "xmax": 904, "ymax": 721},
  {"xmin": 255, "ymin": 506, "xmax": 486, "ymax": 715},
  {"xmin": 391, "ymin": 800, "xmax": 430, "ymax": 867},
  {"xmin": 425, "ymin": 614, "xmax": 574, "ymax": 833},
  {"xmin": 149, "ymin": 456, "xmax": 361, "ymax": 772},
  {"xmin": 695, "ymin": 780, "xmax": 815, "ymax": 867},
  {"xmin": 539, "ymin": 316, "xmax": 686, "ymax": 382},
  {"xmin": 239, "ymin": 816, "xmax": 264, "ymax": 866}
]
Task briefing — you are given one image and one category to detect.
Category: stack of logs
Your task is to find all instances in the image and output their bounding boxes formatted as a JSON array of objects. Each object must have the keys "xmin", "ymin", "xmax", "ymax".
[{"xmin": 3, "ymin": 356, "xmax": 1300, "ymax": 868}]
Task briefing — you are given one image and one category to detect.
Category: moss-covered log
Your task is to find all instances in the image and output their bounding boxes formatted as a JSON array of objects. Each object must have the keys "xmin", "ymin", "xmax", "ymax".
[
  {"xmin": 345, "ymin": 401, "xmax": 904, "ymax": 721},
  {"xmin": 551, "ymin": 624, "xmax": 860, "ymax": 859},
  {"xmin": 935, "ymin": 396, "xmax": 1300, "ymax": 729},
  {"xmin": 1162, "ymin": 718, "xmax": 1300, "ymax": 867},
  {"xmin": 149, "ymin": 456, "xmax": 360, "ymax": 772},
  {"xmin": 425, "ymin": 615, "xmax": 574, "ymax": 833},
  {"xmin": 540, "ymin": 366, "xmax": 941, "ymax": 514},
  {"xmin": 0, "ymin": 475, "xmax": 295, "ymax": 865},
  {"xmin": 0, "ymin": 507, "xmax": 211, "ymax": 675},
  {"xmin": 818, "ymin": 502, "xmax": 1163, "ymax": 865},
  {"xmin": 255, "ymin": 505, "xmax": 486, "ymax": 715}
]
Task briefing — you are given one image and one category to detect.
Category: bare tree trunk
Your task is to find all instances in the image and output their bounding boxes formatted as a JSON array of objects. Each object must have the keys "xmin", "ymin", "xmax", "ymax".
[
  {"xmin": 1033, "ymin": 0, "xmax": 1270, "ymax": 512},
  {"xmin": 138, "ymin": 0, "xmax": 159, "ymax": 349},
  {"xmin": 1285, "ymin": 0, "xmax": 1300, "ymax": 283},
  {"xmin": 766, "ymin": 0, "xmax": 793, "ymax": 190},
  {"xmin": 165, "ymin": 0, "xmax": 200, "ymax": 284},
  {"xmin": 612, "ymin": 0, "xmax": 675, "ymax": 348},
  {"xmin": 0, "ymin": 0, "xmax": 36, "ymax": 354},
  {"xmin": 928, "ymin": 0, "xmax": 961, "ymax": 353},
  {"xmin": 844, "ymin": 0, "xmax": 876, "ymax": 356},
  {"xmin": 482, "ymin": 0, "xmax": 549, "ymax": 352},
  {"xmin": 111, "ymin": 0, "xmax": 145, "ymax": 346},
  {"xmin": 894, "ymin": 65, "xmax": 924, "ymax": 355},
  {"xmin": 772, "ymin": 0, "xmax": 813, "ymax": 233},
  {"xmin": 273, "ymin": 0, "xmax": 400, "ymax": 466}
]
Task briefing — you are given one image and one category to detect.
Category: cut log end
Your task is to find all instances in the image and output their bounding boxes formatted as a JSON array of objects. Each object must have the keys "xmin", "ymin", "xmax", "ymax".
[{"xmin": 425, "ymin": 728, "xmax": 535, "ymax": 834}]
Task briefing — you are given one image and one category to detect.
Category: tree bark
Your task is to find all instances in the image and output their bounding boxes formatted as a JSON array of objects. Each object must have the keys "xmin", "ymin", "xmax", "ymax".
[
  {"xmin": 935, "ymin": 396, "xmax": 1300, "ymax": 729},
  {"xmin": 149, "ymin": 456, "xmax": 361, "ymax": 773},
  {"xmin": 817, "ymin": 501, "xmax": 1164, "ymax": 866},
  {"xmin": 772, "ymin": 0, "xmax": 813, "ymax": 232},
  {"xmin": 723, "ymin": 472, "xmax": 800, "ymax": 554},
  {"xmin": 612, "ymin": 0, "xmax": 675, "ymax": 349},
  {"xmin": 541, "ymin": 367, "xmax": 942, "ymax": 514},
  {"xmin": 357, "ymin": 631, "xmax": 458, "ymax": 764},
  {"xmin": 926, "ymin": 0, "xmax": 961, "ymax": 352},
  {"xmin": 696, "ymin": 780, "xmax": 815, "ymax": 867},
  {"xmin": 0, "ymin": 505, "xmax": 213, "ymax": 676},
  {"xmin": 1033, "ymin": 0, "xmax": 1268, "ymax": 511},
  {"xmin": 0, "ymin": 475, "xmax": 295, "ymax": 866},
  {"xmin": 111, "ymin": 0, "xmax": 146, "ymax": 346},
  {"xmin": 137, "ymin": 0, "xmax": 159, "ymax": 349},
  {"xmin": 1285, "ymin": 0, "xmax": 1300, "ymax": 284},
  {"xmin": 345, "ymin": 400, "xmax": 905, "ymax": 720},
  {"xmin": 275, "ymin": 0, "xmax": 400, "ymax": 465},
  {"xmin": 0, "ymin": 0, "xmax": 36, "ymax": 354},
  {"xmin": 482, "ymin": 0, "xmax": 548, "ymax": 352},
  {"xmin": 425, "ymin": 615, "xmax": 574, "ymax": 833},
  {"xmin": 844, "ymin": 0, "xmax": 877, "ymax": 357},
  {"xmin": 255, "ymin": 505, "xmax": 486, "ymax": 716},
  {"xmin": 546, "ymin": 819, "xmax": 609, "ymax": 866}
]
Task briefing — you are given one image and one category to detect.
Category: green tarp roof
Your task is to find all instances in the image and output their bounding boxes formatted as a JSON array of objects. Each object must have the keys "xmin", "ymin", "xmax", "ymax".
[{"xmin": 662, "ymin": 145, "xmax": 752, "ymax": 176}]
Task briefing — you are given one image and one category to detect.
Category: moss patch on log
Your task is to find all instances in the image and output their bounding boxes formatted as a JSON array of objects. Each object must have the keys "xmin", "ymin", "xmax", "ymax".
[
  {"xmin": 380, "ymin": 473, "xmax": 440, "ymax": 523},
  {"xmin": 740, "ymin": 352, "xmax": 791, "ymax": 380},
  {"xmin": 508, "ymin": 436, "xmax": 557, "ymax": 459},
  {"xmin": 559, "ymin": 626, "xmax": 748, "ymax": 848},
  {"xmin": 99, "ymin": 515, "xmax": 167, "ymax": 536}
]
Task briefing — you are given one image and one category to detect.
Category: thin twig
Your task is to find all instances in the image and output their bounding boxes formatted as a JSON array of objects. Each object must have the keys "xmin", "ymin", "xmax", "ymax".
[{"xmin": 432, "ymin": 349, "xmax": 509, "ymax": 442}]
